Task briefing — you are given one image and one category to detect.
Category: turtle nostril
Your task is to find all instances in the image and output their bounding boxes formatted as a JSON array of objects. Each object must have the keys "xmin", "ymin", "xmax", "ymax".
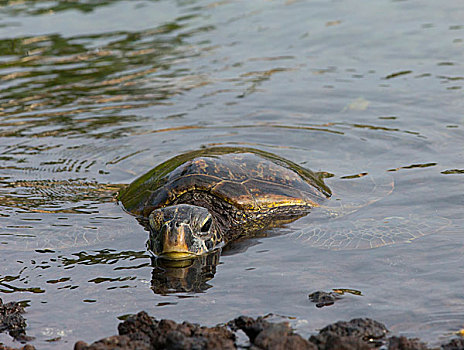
[
  {"xmin": 160, "ymin": 224, "xmax": 168, "ymax": 234},
  {"xmin": 175, "ymin": 222, "xmax": 180, "ymax": 228}
]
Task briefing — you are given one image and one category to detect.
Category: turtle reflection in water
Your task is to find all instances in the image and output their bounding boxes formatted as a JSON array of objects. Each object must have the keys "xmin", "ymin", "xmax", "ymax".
[
  {"xmin": 151, "ymin": 251, "xmax": 221, "ymax": 294},
  {"xmin": 118, "ymin": 147, "xmax": 331, "ymax": 260}
]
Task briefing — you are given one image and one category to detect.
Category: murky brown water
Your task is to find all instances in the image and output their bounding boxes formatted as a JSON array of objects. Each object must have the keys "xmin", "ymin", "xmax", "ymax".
[{"xmin": 0, "ymin": 0, "xmax": 463, "ymax": 348}]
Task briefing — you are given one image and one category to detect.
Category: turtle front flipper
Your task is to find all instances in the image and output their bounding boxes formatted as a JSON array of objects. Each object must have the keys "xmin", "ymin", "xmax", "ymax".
[
  {"xmin": 290, "ymin": 213, "xmax": 450, "ymax": 250},
  {"xmin": 288, "ymin": 172, "xmax": 450, "ymax": 250}
]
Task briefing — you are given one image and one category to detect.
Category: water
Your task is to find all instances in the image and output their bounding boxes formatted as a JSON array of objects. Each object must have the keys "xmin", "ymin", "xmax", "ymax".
[{"xmin": 0, "ymin": 0, "xmax": 463, "ymax": 348}]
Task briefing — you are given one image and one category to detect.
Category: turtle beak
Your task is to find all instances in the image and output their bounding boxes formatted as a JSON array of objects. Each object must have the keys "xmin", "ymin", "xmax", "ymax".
[{"xmin": 160, "ymin": 223, "xmax": 195, "ymax": 260}]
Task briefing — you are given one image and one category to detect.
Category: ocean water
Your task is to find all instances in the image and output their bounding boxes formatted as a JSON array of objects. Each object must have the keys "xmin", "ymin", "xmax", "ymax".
[{"xmin": 0, "ymin": 0, "xmax": 463, "ymax": 347}]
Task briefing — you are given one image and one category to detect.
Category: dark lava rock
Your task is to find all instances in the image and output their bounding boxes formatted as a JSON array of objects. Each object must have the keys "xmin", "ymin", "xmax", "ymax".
[
  {"xmin": 232, "ymin": 315, "xmax": 315, "ymax": 350},
  {"xmin": 0, "ymin": 345, "xmax": 35, "ymax": 350},
  {"xmin": 313, "ymin": 333, "xmax": 371, "ymax": 350},
  {"xmin": 319, "ymin": 318, "xmax": 388, "ymax": 339},
  {"xmin": 74, "ymin": 336, "xmax": 146, "ymax": 350},
  {"xmin": 310, "ymin": 318, "xmax": 388, "ymax": 349},
  {"xmin": 308, "ymin": 289, "xmax": 363, "ymax": 308},
  {"xmin": 0, "ymin": 298, "xmax": 33, "ymax": 343},
  {"xmin": 441, "ymin": 337, "xmax": 464, "ymax": 350},
  {"xmin": 77, "ymin": 312, "xmax": 315, "ymax": 350},
  {"xmin": 76, "ymin": 312, "xmax": 459, "ymax": 350},
  {"xmin": 308, "ymin": 291, "xmax": 341, "ymax": 308},
  {"xmin": 387, "ymin": 336, "xmax": 429, "ymax": 350},
  {"xmin": 75, "ymin": 311, "xmax": 236, "ymax": 350}
]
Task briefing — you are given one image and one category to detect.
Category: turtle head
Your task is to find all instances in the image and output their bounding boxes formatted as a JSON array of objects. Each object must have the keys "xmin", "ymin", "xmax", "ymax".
[{"xmin": 148, "ymin": 204, "xmax": 223, "ymax": 260}]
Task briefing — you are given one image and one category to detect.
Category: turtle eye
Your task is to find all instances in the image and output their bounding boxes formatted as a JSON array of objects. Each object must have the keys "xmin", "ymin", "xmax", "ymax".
[{"xmin": 200, "ymin": 217, "xmax": 212, "ymax": 233}]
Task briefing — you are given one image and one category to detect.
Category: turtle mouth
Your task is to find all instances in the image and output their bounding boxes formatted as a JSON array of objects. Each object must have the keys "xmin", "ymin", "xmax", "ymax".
[
  {"xmin": 158, "ymin": 223, "xmax": 198, "ymax": 260},
  {"xmin": 158, "ymin": 251, "xmax": 198, "ymax": 260}
]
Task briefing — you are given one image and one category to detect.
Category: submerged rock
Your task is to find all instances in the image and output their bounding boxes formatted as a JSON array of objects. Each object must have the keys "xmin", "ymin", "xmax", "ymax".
[
  {"xmin": 308, "ymin": 289, "xmax": 363, "ymax": 308},
  {"xmin": 0, "ymin": 298, "xmax": 33, "ymax": 343},
  {"xmin": 308, "ymin": 291, "xmax": 342, "ymax": 308}
]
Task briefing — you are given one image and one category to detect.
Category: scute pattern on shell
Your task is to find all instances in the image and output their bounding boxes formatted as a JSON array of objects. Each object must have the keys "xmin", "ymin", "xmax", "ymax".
[{"xmin": 118, "ymin": 147, "xmax": 331, "ymax": 218}]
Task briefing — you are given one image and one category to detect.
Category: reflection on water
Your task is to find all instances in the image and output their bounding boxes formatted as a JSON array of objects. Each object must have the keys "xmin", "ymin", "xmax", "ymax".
[
  {"xmin": 1, "ymin": 1, "xmax": 129, "ymax": 15},
  {"xmin": 151, "ymin": 250, "xmax": 220, "ymax": 294},
  {"xmin": 59, "ymin": 249, "xmax": 148, "ymax": 267},
  {"xmin": 0, "ymin": 179, "xmax": 120, "ymax": 213},
  {"xmin": 0, "ymin": 19, "xmax": 209, "ymax": 139},
  {"xmin": 0, "ymin": 0, "xmax": 463, "ymax": 348}
]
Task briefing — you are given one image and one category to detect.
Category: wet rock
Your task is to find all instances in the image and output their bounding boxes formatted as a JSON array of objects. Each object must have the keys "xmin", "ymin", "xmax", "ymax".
[
  {"xmin": 319, "ymin": 318, "xmax": 388, "ymax": 340},
  {"xmin": 76, "ymin": 312, "xmax": 456, "ymax": 350},
  {"xmin": 313, "ymin": 333, "xmax": 371, "ymax": 350},
  {"xmin": 75, "ymin": 311, "xmax": 236, "ymax": 350},
  {"xmin": 308, "ymin": 291, "xmax": 341, "ymax": 308},
  {"xmin": 387, "ymin": 336, "xmax": 429, "ymax": 350},
  {"xmin": 310, "ymin": 318, "xmax": 388, "ymax": 349},
  {"xmin": 441, "ymin": 337, "xmax": 464, "ymax": 350},
  {"xmin": 232, "ymin": 315, "xmax": 315, "ymax": 349},
  {"xmin": 0, "ymin": 345, "xmax": 36, "ymax": 350},
  {"xmin": 0, "ymin": 298, "xmax": 32, "ymax": 342},
  {"xmin": 77, "ymin": 313, "xmax": 314, "ymax": 350},
  {"xmin": 308, "ymin": 289, "xmax": 363, "ymax": 308},
  {"xmin": 74, "ymin": 336, "xmax": 145, "ymax": 350}
]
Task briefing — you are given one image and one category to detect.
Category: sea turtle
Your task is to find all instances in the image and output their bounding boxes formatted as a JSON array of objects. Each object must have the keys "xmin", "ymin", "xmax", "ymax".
[
  {"xmin": 118, "ymin": 147, "xmax": 331, "ymax": 260},
  {"xmin": 118, "ymin": 147, "xmax": 449, "ymax": 260}
]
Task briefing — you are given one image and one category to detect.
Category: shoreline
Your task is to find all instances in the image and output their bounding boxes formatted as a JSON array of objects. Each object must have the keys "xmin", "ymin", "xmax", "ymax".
[{"xmin": 3, "ymin": 298, "xmax": 464, "ymax": 349}]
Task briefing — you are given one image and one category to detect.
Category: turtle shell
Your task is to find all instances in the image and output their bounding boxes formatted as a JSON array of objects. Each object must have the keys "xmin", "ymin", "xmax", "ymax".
[{"xmin": 118, "ymin": 147, "xmax": 331, "ymax": 218}]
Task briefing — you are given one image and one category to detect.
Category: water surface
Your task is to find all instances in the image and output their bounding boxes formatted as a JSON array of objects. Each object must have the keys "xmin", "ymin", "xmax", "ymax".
[{"xmin": 0, "ymin": 0, "xmax": 463, "ymax": 348}]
